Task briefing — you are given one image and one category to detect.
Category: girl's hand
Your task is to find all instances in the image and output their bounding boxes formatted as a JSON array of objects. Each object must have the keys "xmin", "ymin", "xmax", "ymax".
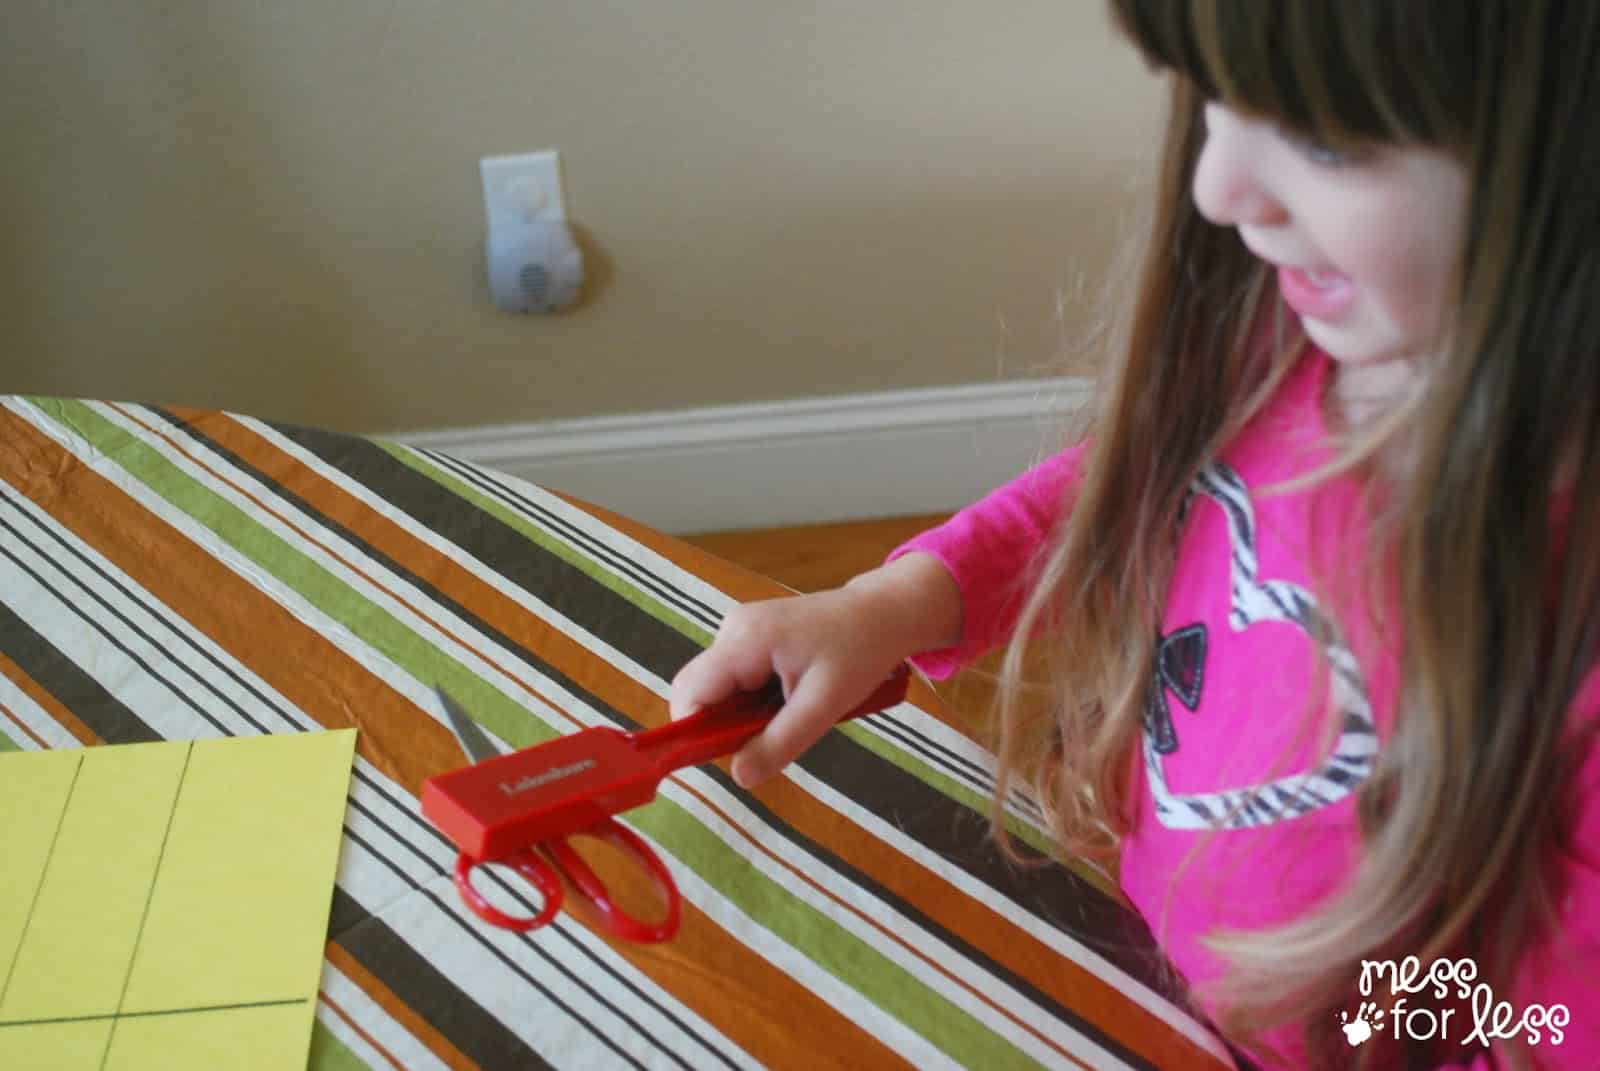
[{"xmin": 668, "ymin": 553, "xmax": 960, "ymax": 787}]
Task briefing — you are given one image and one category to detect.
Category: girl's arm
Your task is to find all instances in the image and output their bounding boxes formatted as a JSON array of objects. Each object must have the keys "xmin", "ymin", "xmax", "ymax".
[
  {"xmin": 887, "ymin": 442, "xmax": 1088, "ymax": 679},
  {"xmin": 669, "ymin": 443, "xmax": 1087, "ymax": 785}
]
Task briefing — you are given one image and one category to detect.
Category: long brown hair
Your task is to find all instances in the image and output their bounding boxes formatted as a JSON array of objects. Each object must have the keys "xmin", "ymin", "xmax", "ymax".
[{"xmin": 992, "ymin": 2, "xmax": 1600, "ymax": 1066}]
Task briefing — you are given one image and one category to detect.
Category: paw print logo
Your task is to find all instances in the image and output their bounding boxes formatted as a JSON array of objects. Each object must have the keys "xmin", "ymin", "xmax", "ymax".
[{"xmin": 1339, "ymin": 1003, "xmax": 1385, "ymax": 1046}]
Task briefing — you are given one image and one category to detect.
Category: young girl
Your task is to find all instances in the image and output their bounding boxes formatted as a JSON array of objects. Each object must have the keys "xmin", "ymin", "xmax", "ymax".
[{"xmin": 671, "ymin": 2, "xmax": 1600, "ymax": 1067}]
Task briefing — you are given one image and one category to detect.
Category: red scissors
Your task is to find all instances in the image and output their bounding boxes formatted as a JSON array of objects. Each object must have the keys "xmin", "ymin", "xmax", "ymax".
[{"xmin": 422, "ymin": 664, "xmax": 910, "ymax": 943}]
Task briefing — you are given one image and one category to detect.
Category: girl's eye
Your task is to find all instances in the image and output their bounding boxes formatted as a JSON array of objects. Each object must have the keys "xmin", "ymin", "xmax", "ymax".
[
  {"xmin": 1288, "ymin": 131, "xmax": 1360, "ymax": 168},
  {"xmin": 1300, "ymin": 140, "xmax": 1352, "ymax": 167}
]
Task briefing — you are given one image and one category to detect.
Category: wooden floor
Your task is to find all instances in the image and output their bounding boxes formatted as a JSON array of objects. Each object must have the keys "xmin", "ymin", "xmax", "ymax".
[
  {"xmin": 680, "ymin": 513, "xmax": 949, "ymax": 595},
  {"xmin": 679, "ymin": 513, "xmax": 1003, "ymax": 723}
]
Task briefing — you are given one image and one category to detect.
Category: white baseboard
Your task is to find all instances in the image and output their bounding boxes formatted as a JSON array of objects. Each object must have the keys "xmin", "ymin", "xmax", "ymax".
[{"xmin": 399, "ymin": 378, "xmax": 1093, "ymax": 534}]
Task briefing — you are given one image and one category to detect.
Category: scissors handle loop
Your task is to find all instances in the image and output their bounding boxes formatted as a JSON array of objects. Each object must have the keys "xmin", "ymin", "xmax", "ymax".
[
  {"xmin": 454, "ymin": 850, "xmax": 564, "ymax": 932},
  {"xmin": 453, "ymin": 817, "xmax": 682, "ymax": 943},
  {"xmin": 547, "ymin": 817, "xmax": 682, "ymax": 944}
]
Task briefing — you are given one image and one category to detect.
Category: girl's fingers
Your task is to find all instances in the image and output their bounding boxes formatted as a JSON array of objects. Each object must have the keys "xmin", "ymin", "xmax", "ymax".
[
  {"xmin": 670, "ymin": 591, "xmax": 889, "ymax": 784},
  {"xmin": 669, "ymin": 625, "xmax": 784, "ymax": 718},
  {"xmin": 731, "ymin": 666, "xmax": 860, "ymax": 788}
]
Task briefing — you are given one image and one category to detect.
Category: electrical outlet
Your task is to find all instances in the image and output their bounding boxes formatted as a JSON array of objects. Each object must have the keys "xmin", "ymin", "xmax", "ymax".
[{"xmin": 480, "ymin": 151, "xmax": 565, "ymax": 232}]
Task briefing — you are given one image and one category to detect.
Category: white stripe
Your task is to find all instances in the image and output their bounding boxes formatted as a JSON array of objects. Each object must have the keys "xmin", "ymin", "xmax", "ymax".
[
  {"xmin": 318, "ymin": 964, "xmax": 452, "ymax": 1071},
  {"xmin": 11, "ymin": 401, "xmax": 746, "ymax": 883}
]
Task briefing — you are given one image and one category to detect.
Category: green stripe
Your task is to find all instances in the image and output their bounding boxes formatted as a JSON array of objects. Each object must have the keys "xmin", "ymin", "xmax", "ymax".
[
  {"xmin": 307, "ymin": 1018, "xmax": 371, "ymax": 1071},
  {"xmin": 380, "ymin": 443, "xmax": 712, "ymax": 646},
  {"xmin": 32, "ymin": 399, "xmax": 1052, "ymax": 1070},
  {"xmin": 0, "ymin": 731, "xmax": 19, "ymax": 752}
]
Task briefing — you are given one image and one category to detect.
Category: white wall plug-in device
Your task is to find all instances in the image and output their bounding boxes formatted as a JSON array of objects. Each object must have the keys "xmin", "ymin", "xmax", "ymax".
[{"xmin": 481, "ymin": 151, "xmax": 584, "ymax": 314}]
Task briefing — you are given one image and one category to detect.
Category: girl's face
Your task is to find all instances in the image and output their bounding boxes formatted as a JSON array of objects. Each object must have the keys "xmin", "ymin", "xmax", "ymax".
[{"xmin": 1191, "ymin": 101, "xmax": 1469, "ymax": 388}]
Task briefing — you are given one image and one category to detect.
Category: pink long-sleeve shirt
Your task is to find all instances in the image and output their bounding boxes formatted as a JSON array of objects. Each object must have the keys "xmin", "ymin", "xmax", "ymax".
[{"xmin": 891, "ymin": 351, "xmax": 1600, "ymax": 1068}]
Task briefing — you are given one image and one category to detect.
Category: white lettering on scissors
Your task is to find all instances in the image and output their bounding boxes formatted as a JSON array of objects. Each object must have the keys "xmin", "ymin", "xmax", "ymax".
[{"xmin": 500, "ymin": 758, "xmax": 598, "ymax": 797}]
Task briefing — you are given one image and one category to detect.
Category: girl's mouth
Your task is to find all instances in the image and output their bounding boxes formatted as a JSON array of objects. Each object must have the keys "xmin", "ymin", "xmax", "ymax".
[{"xmin": 1277, "ymin": 265, "xmax": 1356, "ymax": 321}]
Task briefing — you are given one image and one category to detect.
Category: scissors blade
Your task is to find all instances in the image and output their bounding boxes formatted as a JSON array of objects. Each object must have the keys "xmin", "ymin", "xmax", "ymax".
[{"xmin": 436, "ymin": 686, "xmax": 505, "ymax": 765}]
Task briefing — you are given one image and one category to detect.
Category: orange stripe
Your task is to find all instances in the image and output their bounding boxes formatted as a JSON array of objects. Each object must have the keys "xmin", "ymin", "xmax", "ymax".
[
  {"xmin": 324, "ymin": 944, "xmax": 478, "ymax": 1071},
  {"xmin": 0, "ymin": 649, "xmax": 100, "ymax": 746},
  {"xmin": 317, "ymin": 989, "xmax": 412, "ymax": 1071},
  {"xmin": 0, "ymin": 406, "xmax": 906, "ymax": 1070},
  {"xmin": 0, "ymin": 697, "xmax": 48, "ymax": 748}
]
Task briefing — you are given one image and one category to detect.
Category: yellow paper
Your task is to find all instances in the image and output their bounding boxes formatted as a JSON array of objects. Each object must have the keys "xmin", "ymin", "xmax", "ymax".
[{"xmin": 0, "ymin": 730, "xmax": 356, "ymax": 1071}]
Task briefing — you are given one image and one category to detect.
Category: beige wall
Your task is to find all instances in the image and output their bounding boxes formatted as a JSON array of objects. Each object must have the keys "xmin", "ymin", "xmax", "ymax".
[{"xmin": 3, "ymin": 2, "xmax": 1166, "ymax": 436}]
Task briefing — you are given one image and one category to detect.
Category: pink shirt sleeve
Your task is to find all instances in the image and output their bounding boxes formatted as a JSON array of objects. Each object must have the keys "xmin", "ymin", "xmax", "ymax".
[{"xmin": 885, "ymin": 444, "xmax": 1088, "ymax": 678}]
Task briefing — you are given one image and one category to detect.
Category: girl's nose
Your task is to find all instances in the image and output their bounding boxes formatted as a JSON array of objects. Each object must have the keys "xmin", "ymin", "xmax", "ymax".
[{"xmin": 1191, "ymin": 108, "xmax": 1288, "ymax": 228}]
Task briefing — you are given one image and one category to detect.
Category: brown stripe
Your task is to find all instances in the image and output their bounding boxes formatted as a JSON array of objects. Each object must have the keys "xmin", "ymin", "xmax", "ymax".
[
  {"xmin": 324, "ymin": 943, "xmax": 478, "ymax": 1071},
  {"xmin": 0, "ymin": 651, "xmax": 99, "ymax": 746},
  {"xmin": 9, "ymin": 406, "xmax": 905, "ymax": 1071},
  {"xmin": 0, "ymin": 577, "xmax": 157, "ymax": 747}
]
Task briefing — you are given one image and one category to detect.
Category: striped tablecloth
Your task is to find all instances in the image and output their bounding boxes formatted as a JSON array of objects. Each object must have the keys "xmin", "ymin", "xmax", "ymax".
[{"xmin": 0, "ymin": 397, "xmax": 1237, "ymax": 1071}]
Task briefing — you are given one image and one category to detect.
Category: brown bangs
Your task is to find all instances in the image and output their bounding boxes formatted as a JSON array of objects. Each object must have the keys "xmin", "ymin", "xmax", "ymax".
[{"xmin": 1107, "ymin": 0, "xmax": 1475, "ymax": 149}]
